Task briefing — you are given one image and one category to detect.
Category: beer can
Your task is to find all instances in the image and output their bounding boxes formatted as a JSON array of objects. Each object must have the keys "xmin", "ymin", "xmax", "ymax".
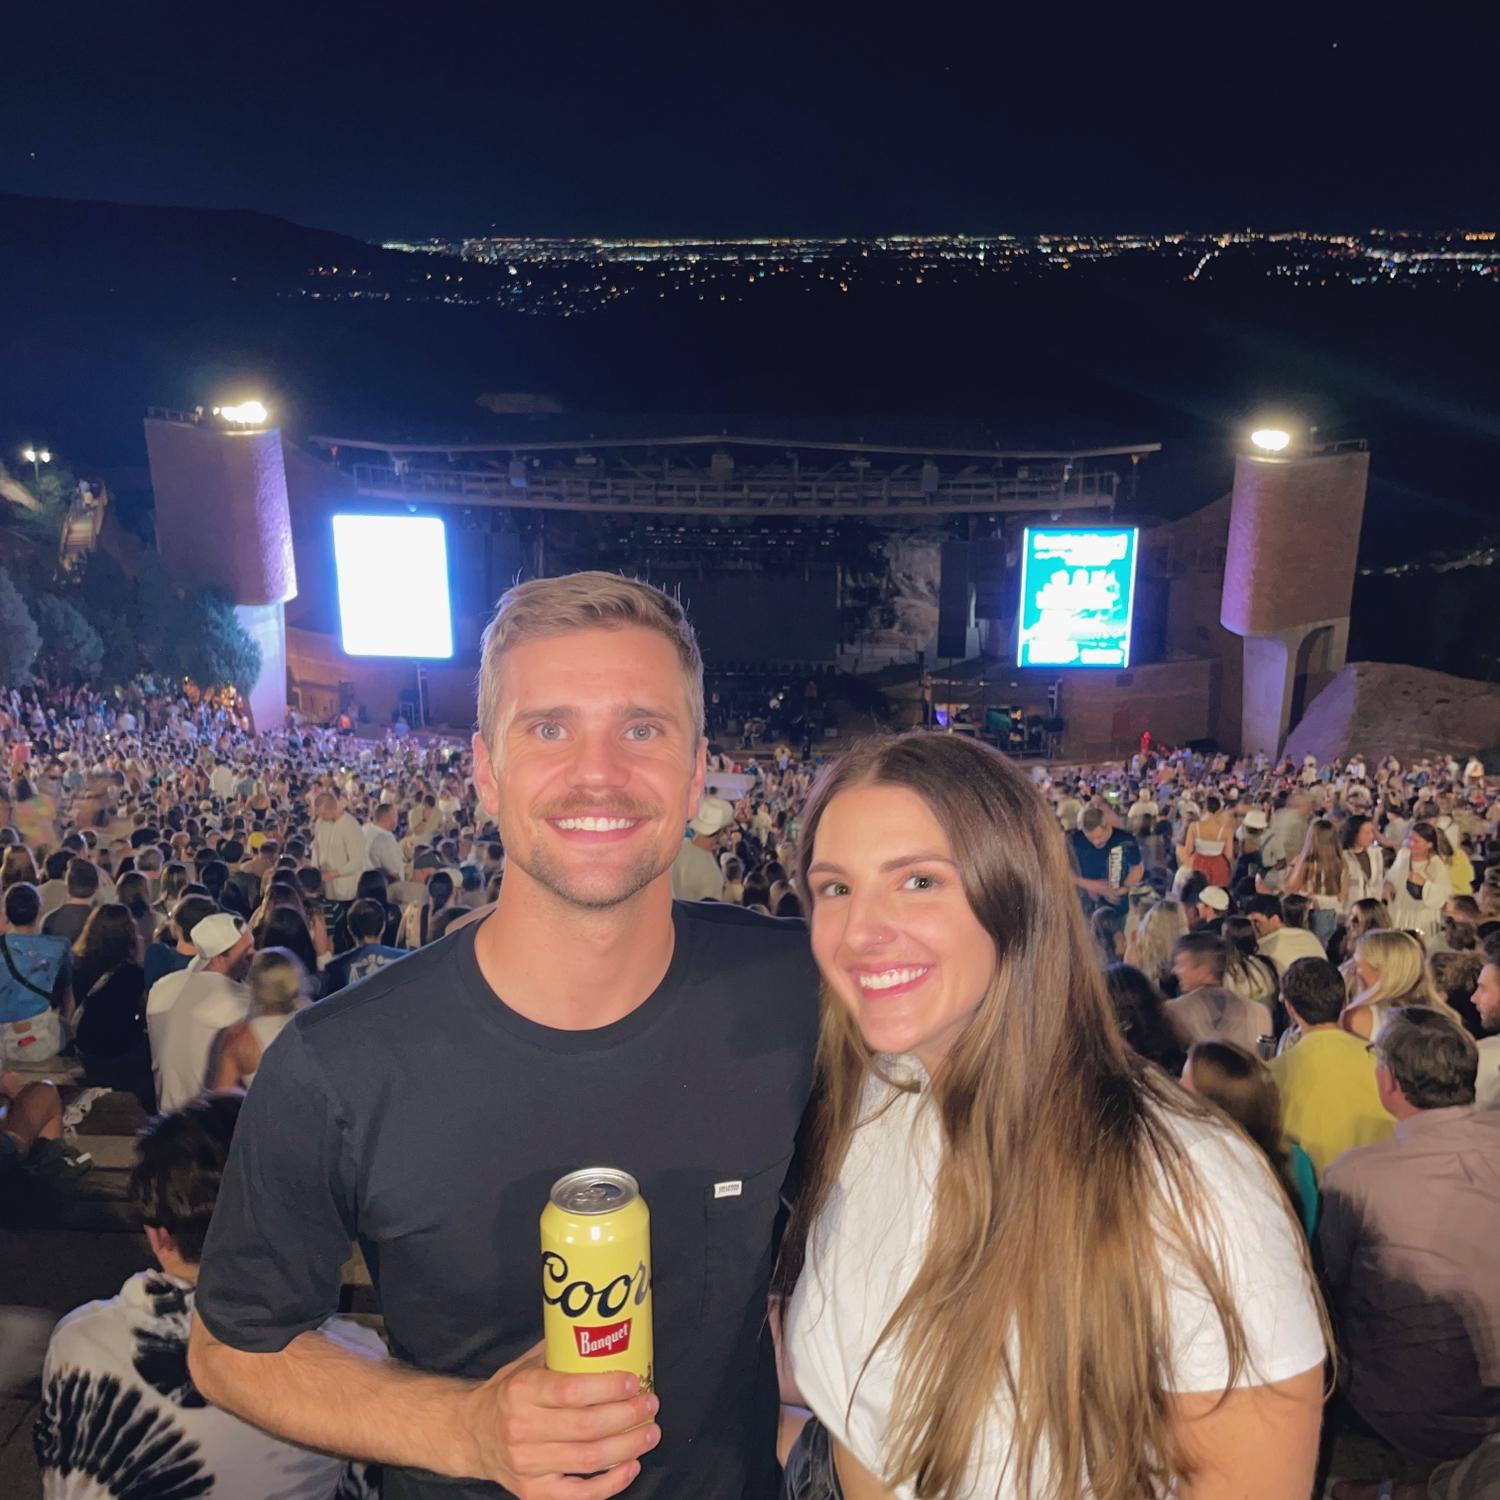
[{"xmin": 541, "ymin": 1167, "xmax": 653, "ymax": 1393}]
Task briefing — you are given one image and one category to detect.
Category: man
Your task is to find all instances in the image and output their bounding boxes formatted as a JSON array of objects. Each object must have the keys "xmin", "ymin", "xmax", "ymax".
[
  {"xmin": 1246, "ymin": 893, "xmax": 1325, "ymax": 976},
  {"xmin": 1271, "ymin": 957, "xmax": 1393, "ymax": 1176},
  {"xmin": 41, "ymin": 858, "xmax": 99, "ymax": 946},
  {"xmin": 189, "ymin": 571, "xmax": 818, "ymax": 1500},
  {"xmin": 1320, "ymin": 1008, "xmax": 1500, "ymax": 1466},
  {"xmin": 312, "ymin": 792, "xmax": 368, "ymax": 904},
  {"xmin": 208, "ymin": 757, "xmax": 237, "ymax": 802},
  {"xmin": 364, "ymin": 801, "xmax": 405, "ymax": 884},
  {"xmin": 143, "ymin": 893, "xmax": 219, "ymax": 993},
  {"xmin": 670, "ymin": 799, "xmax": 731, "ymax": 902},
  {"xmin": 1068, "ymin": 805, "xmax": 1144, "ymax": 914},
  {"xmin": 1165, "ymin": 932, "xmax": 1273, "ymax": 1051},
  {"xmin": 35, "ymin": 1092, "xmax": 377, "ymax": 1499},
  {"xmin": 323, "ymin": 898, "xmax": 408, "ymax": 994},
  {"xmin": 388, "ymin": 847, "xmax": 440, "ymax": 910},
  {"xmin": 34, "ymin": 849, "xmax": 72, "ymax": 920},
  {"xmin": 146, "ymin": 913, "xmax": 254, "ymax": 1113},
  {"xmin": 0, "ymin": 884, "xmax": 72, "ymax": 1065},
  {"xmin": 1472, "ymin": 960, "xmax": 1500, "ymax": 1110}
]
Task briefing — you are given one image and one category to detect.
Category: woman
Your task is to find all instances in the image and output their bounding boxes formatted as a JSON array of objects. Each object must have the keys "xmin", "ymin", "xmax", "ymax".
[
  {"xmin": 1182, "ymin": 1041, "xmax": 1318, "ymax": 1240},
  {"xmin": 1384, "ymin": 821, "xmax": 1451, "ymax": 938},
  {"xmin": 1341, "ymin": 928, "xmax": 1447, "ymax": 1041},
  {"xmin": 1220, "ymin": 916, "xmax": 1279, "ymax": 1008},
  {"xmin": 778, "ymin": 735, "xmax": 1325, "ymax": 1500},
  {"xmin": 1282, "ymin": 819, "xmax": 1346, "ymax": 949},
  {"xmin": 1177, "ymin": 794, "xmax": 1235, "ymax": 890},
  {"xmin": 396, "ymin": 870, "xmax": 455, "ymax": 949},
  {"xmin": 153, "ymin": 860, "xmax": 190, "ymax": 923},
  {"xmin": 252, "ymin": 904, "xmax": 323, "ymax": 995},
  {"xmin": 1103, "ymin": 962, "xmax": 1186, "ymax": 1075},
  {"xmin": 212, "ymin": 947, "xmax": 311, "ymax": 1090},
  {"xmin": 1345, "ymin": 897, "xmax": 1391, "ymax": 946},
  {"xmin": 115, "ymin": 871, "xmax": 157, "ymax": 959},
  {"xmin": 1341, "ymin": 816, "xmax": 1385, "ymax": 908},
  {"xmin": 1122, "ymin": 897, "xmax": 1188, "ymax": 994},
  {"xmin": 72, "ymin": 903, "xmax": 152, "ymax": 1108},
  {"xmin": 1, "ymin": 845, "xmax": 39, "ymax": 894}
]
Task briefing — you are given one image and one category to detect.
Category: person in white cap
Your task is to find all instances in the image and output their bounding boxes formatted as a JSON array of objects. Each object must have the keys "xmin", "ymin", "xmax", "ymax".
[
  {"xmin": 146, "ymin": 913, "xmax": 255, "ymax": 1113},
  {"xmin": 670, "ymin": 800, "xmax": 733, "ymax": 902}
]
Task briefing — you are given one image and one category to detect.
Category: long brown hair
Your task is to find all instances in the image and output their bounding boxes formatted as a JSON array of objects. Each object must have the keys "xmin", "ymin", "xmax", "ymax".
[
  {"xmin": 1296, "ymin": 818, "xmax": 1344, "ymax": 897},
  {"xmin": 777, "ymin": 734, "xmax": 1322, "ymax": 1500},
  {"xmin": 1185, "ymin": 1041, "xmax": 1297, "ymax": 1206}
]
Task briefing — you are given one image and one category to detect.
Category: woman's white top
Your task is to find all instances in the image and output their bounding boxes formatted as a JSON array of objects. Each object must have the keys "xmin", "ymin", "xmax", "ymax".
[
  {"xmin": 1343, "ymin": 846, "xmax": 1386, "ymax": 908},
  {"xmin": 238, "ymin": 1013, "xmax": 291, "ymax": 1089},
  {"xmin": 1386, "ymin": 849, "xmax": 1450, "ymax": 935},
  {"xmin": 785, "ymin": 1063, "xmax": 1325, "ymax": 1500}
]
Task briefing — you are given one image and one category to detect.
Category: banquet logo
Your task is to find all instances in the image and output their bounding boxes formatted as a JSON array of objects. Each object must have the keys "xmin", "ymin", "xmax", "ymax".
[{"xmin": 574, "ymin": 1319, "xmax": 632, "ymax": 1357}]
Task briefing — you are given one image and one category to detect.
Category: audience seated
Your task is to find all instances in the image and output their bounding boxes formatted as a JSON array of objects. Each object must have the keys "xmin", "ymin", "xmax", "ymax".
[
  {"xmin": 321, "ymin": 898, "xmax": 407, "ymax": 993},
  {"xmin": 1183, "ymin": 1039, "xmax": 1318, "ymax": 1237},
  {"xmin": 1247, "ymin": 892, "xmax": 1327, "ymax": 975},
  {"xmin": 1165, "ymin": 931, "xmax": 1274, "ymax": 1050},
  {"xmin": 1320, "ymin": 1007, "xmax": 1500, "ymax": 1468},
  {"xmin": 1271, "ymin": 956, "xmax": 1394, "ymax": 1175},
  {"xmin": 34, "ymin": 1092, "xmax": 378, "ymax": 1497},
  {"xmin": 212, "ymin": 947, "xmax": 313, "ymax": 1090},
  {"xmin": 0, "ymin": 884, "xmax": 71, "ymax": 1065},
  {"xmin": 71, "ymin": 903, "xmax": 151, "ymax": 1108},
  {"xmin": 146, "ymin": 914, "xmax": 254, "ymax": 1112}
]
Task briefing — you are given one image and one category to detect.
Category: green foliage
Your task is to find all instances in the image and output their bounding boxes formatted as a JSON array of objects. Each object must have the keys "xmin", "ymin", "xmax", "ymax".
[
  {"xmin": 0, "ymin": 461, "xmax": 75, "ymax": 549},
  {"xmin": 74, "ymin": 552, "xmax": 147, "ymax": 687},
  {"xmin": 180, "ymin": 588, "xmax": 262, "ymax": 694},
  {"xmin": 31, "ymin": 593, "xmax": 105, "ymax": 685},
  {"xmin": 0, "ymin": 567, "xmax": 41, "ymax": 684}
]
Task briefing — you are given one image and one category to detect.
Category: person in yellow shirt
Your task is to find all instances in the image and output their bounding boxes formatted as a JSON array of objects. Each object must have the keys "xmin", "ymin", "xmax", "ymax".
[{"xmin": 1270, "ymin": 956, "xmax": 1394, "ymax": 1178}]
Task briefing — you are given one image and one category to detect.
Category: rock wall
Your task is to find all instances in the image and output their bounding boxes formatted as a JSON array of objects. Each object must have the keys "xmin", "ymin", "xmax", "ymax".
[{"xmin": 1284, "ymin": 661, "xmax": 1500, "ymax": 764}]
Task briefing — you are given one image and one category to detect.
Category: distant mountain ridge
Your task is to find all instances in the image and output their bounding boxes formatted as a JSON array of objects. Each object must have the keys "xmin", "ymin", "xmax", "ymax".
[{"xmin": 0, "ymin": 191, "xmax": 470, "ymax": 296}]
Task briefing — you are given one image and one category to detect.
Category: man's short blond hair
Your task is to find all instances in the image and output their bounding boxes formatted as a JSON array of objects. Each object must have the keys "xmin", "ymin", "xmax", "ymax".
[{"xmin": 477, "ymin": 571, "xmax": 705, "ymax": 750}]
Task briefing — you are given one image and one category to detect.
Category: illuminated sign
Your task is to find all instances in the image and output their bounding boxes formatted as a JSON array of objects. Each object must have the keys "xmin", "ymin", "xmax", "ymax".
[
  {"xmin": 332, "ymin": 514, "xmax": 454, "ymax": 659},
  {"xmin": 1016, "ymin": 527, "xmax": 1138, "ymax": 668}
]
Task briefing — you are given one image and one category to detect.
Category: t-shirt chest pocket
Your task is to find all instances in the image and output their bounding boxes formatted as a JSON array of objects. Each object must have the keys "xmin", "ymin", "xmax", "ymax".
[{"xmin": 699, "ymin": 1154, "xmax": 792, "ymax": 1326}]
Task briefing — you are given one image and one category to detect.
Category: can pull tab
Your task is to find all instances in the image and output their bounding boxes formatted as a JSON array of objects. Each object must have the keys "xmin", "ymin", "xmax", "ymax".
[{"xmin": 713, "ymin": 1180, "xmax": 743, "ymax": 1200}]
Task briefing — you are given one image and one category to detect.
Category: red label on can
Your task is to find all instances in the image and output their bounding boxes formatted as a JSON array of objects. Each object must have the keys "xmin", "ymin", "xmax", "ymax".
[{"xmin": 574, "ymin": 1319, "xmax": 632, "ymax": 1357}]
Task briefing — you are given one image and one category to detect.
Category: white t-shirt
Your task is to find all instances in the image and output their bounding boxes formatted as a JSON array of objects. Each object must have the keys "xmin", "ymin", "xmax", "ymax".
[
  {"xmin": 147, "ymin": 970, "xmax": 250, "ymax": 1112},
  {"xmin": 785, "ymin": 1064, "xmax": 1324, "ymax": 1499}
]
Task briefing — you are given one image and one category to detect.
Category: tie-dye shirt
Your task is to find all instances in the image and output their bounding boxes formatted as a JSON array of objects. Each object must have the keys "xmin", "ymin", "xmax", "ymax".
[{"xmin": 36, "ymin": 1271, "xmax": 380, "ymax": 1499}]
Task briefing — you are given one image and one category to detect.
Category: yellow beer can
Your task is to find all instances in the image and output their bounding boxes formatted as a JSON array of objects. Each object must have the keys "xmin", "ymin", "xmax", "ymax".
[{"xmin": 541, "ymin": 1167, "xmax": 654, "ymax": 1394}]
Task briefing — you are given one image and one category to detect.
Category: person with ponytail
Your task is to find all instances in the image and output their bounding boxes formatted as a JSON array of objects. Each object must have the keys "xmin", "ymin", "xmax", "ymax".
[{"xmin": 776, "ymin": 733, "xmax": 1326, "ymax": 1500}]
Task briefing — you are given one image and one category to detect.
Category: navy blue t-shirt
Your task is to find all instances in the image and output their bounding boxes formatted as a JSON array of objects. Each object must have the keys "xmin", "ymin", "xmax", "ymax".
[{"xmin": 196, "ymin": 902, "xmax": 819, "ymax": 1500}]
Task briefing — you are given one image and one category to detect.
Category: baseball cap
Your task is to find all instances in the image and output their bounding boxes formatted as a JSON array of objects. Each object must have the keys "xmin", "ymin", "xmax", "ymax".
[
  {"xmin": 189, "ymin": 912, "xmax": 246, "ymax": 964},
  {"xmin": 689, "ymin": 800, "xmax": 737, "ymax": 838},
  {"xmin": 1199, "ymin": 886, "xmax": 1230, "ymax": 913}
]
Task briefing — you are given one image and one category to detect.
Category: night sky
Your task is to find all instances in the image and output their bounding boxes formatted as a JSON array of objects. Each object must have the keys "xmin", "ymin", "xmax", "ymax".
[{"xmin": 4, "ymin": 3, "xmax": 1493, "ymax": 241}]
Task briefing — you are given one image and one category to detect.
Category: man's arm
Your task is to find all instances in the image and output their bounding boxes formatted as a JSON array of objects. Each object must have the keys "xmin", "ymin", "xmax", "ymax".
[{"xmin": 188, "ymin": 1318, "xmax": 658, "ymax": 1500}]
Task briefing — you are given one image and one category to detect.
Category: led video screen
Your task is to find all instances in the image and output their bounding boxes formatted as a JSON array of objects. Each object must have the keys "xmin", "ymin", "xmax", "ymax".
[
  {"xmin": 1016, "ymin": 526, "xmax": 1139, "ymax": 668},
  {"xmin": 332, "ymin": 513, "xmax": 454, "ymax": 659}
]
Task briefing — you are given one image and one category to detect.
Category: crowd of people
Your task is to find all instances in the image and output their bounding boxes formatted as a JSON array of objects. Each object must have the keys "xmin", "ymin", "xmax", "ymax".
[{"xmin": 1, "ymin": 575, "xmax": 1498, "ymax": 1500}]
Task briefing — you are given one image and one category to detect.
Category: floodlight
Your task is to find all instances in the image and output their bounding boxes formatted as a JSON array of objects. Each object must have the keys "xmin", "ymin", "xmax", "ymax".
[{"xmin": 1250, "ymin": 428, "xmax": 1292, "ymax": 453}]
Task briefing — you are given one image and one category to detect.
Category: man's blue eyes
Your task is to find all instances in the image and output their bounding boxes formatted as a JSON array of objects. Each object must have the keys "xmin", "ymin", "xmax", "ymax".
[{"xmin": 533, "ymin": 723, "xmax": 659, "ymax": 741}]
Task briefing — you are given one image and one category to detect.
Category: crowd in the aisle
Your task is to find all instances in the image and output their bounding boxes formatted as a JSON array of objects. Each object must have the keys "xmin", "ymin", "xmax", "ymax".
[{"xmin": 3, "ymin": 665, "xmax": 1499, "ymax": 1499}]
